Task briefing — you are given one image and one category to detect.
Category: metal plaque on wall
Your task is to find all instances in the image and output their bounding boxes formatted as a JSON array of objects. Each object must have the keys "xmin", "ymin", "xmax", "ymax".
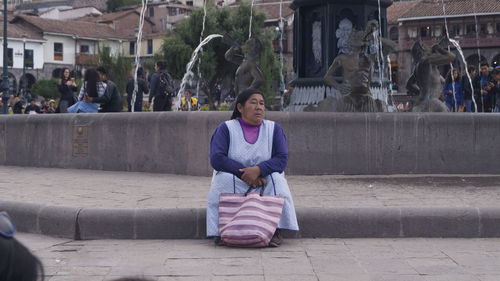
[{"xmin": 73, "ymin": 125, "xmax": 89, "ymax": 157}]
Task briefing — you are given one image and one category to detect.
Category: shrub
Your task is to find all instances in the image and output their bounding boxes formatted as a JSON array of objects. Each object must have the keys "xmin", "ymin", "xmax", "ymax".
[{"xmin": 31, "ymin": 79, "xmax": 59, "ymax": 100}]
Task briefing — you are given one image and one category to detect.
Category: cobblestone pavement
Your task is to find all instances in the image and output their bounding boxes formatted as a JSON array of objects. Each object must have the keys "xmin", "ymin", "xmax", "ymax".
[
  {"xmin": 17, "ymin": 233, "xmax": 500, "ymax": 281},
  {"xmin": 1, "ymin": 166, "xmax": 500, "ymax": 209}
]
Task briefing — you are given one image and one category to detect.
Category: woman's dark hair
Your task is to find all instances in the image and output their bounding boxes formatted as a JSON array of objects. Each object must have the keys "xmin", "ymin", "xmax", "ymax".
[
  {"xmin": 60, "ymin": 67, "xmax": 71, "ymax": 83},
  {"xmin": 84, "ymin": 68, "xmax": 100, "ymax": 98},
  {"xmin": 230, "ymin": 88, "xmax": 265, "ymax": 119},
  {"xmin": 0, "ymin": 236, "xmax": 45, "ymax": 281},
  {"xmin": 96, "ymin": 66, "xmax": 108, "ymax": 75},
  {"xmin": 156, "ymin": 61, "xmax": 167, "ymax": 70},
  {"xmin": 446, "ymin": 69, "xmax": 461, "ymax": 83},
  {"xmin": 136, "ymin": 67, "xmax": 144, "ymax": 78}
]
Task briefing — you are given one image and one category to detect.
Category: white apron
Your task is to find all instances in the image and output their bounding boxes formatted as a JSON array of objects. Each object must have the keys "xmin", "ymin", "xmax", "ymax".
[{"xmin": 206, "ymin": 119, "xmax": 299, "ymax": 237}]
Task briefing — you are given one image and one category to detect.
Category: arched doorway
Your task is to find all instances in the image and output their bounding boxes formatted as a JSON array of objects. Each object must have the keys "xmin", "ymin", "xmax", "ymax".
[
  {"xmin": 389, "ymin": 26, "xmax": 398, "ymax": 41},
  {"xmin": 20, "ymin": 73, "xmax": 36, "ymax": 89}
]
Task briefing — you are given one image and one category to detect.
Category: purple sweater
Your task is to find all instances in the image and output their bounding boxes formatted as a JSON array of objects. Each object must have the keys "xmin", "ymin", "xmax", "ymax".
[{"xmin": 210, "ymin": 120, "xmax": 288, "ymax": 178}]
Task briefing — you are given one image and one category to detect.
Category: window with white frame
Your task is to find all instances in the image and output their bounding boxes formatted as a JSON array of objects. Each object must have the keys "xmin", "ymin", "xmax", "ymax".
[{"xmin": 54, "ymin": 42, "xmax": 63, "ymax": 61}]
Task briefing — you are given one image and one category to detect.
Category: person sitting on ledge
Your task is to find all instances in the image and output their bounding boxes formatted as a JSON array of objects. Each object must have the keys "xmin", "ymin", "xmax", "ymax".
[
  {"xmin": 206, "ymin": 88, "xmax": 299, "ymax": 247},
  {"xmin": 180, "ymin": 88, "xmax": 199, "ymax": 111}
]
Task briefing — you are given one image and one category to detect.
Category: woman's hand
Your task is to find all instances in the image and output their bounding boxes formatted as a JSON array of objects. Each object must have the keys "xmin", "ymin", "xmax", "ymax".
[
  {"xmin": 83, "ymin": 95, "xmax": 92, "ymax": 102},
  {"xmin": 245, "ymin": 177, "xmax": 267, "ymax": 188},
  {"xmin": 239, "ymin": 166, "xmax": 261, "ymax": 187},
  {"xmin": 254, "ymin": 177, "xmax": 267, "ymax": 187}
]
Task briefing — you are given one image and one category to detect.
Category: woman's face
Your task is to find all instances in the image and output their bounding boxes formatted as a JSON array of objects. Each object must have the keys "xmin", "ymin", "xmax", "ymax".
[
  {"xmin": 453, "ymin": 70, "xmax": 459, "ymax": 79},
  {"xmin": 238, "ymin": 93, "xmax": 265, "ymax": 126},
  {"xmin": 63, "ymin": 69, "xmax": 70, "ymax": 79}
]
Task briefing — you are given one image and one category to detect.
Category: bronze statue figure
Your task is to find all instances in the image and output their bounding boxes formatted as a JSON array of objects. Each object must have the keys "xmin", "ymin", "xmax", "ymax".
[
  {"xmin": 323, "ymin": 20, "xmax": 386, "ymax": 112},
  {"xmin": 224, "ymin": 36, "xmax": 264, "ymax": 96},
  {"xmin": 407, "ymin": 38, "xmax": 455, "ymax": 112}
]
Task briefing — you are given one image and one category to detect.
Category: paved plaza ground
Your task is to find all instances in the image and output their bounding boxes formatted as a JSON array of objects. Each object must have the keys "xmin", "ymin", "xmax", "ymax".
[
  {"xmin": 18, "ymin": 233, "xmax": 500, "ymax": 281},
  {"xmin": 3, "ymin": 166, "xmax": 500, "ymax": 280},
  {"xmin": 1, "ymin": 166, "xmax": 500, "ymax": 209}
]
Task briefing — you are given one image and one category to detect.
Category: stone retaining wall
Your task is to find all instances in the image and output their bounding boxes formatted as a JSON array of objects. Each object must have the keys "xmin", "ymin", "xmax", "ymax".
[{"xmin": 0, "ymin": 112, "xmax": 498, "ymax": 176}]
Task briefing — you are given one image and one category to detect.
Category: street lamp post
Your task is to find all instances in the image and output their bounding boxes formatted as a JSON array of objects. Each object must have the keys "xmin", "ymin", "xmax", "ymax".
[{"xmin": 1, "ymin": 0, "xmax": 9, "ymax": 114}]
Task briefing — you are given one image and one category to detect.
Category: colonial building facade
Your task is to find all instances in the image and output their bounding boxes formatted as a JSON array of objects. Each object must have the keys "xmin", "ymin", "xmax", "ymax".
[
  {"xmin": 0, "ymin": 14, "xmax": 125, "ymax": 93},
  {"xmin": 388, "ymin": 0, "xmax": 500, "ymax": 92}
]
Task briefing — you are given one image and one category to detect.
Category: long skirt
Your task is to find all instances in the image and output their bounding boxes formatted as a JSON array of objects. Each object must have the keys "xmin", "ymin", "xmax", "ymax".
[{"xmin": 206, "ymin": 171, "xmax": 299, "ymax": 237}]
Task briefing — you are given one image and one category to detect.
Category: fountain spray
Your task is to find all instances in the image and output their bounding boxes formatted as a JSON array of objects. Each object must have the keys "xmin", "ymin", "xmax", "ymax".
[
  {"xmin": 131, "ymin": 0, "xmax": 148, "ymax": 112},
  {"xmin": 278, "ymin": 0, "xmax": 285, "ymax": 110},
  {"xmin": 176, "ymin": 34, "xmax": 223, "ymax": 110},
  {"xmin": 248, "ymin": 0, "xmax": 256, "ymax": 39},
  {"xmin": 472, "ymin": 0, "xmax": 481, "ymax": 112},
  {"xmin": 376, "ymin": 0, "xmax": 397, "ymax": 111},
  {"xmin": 195, "ymin": 0, "xmax": 208, "ymax": 103},
  {"xmin": 440, "ymin": 0, "xmax": 459, "ymax": 112},
  {"xmin": 441, "ymin": 0, "xmax": 478, "ymax": 112}
]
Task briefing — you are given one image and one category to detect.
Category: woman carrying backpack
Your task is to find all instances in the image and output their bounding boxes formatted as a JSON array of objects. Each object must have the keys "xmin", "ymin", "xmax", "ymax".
[{"xmin": 149, "ymin": 61, "xmax": 175, "ymax": 111}]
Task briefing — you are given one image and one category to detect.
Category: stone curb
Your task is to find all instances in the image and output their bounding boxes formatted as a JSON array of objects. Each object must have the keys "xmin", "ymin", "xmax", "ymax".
[{"xmin": 2, "ymin": 200, "xmax": 500, "ymax": 239}]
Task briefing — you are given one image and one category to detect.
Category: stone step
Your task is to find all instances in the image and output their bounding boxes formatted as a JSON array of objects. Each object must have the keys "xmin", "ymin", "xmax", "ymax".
[{"xmin": 2, "ymin": 200, "xmax": 499, "ymax": 240}]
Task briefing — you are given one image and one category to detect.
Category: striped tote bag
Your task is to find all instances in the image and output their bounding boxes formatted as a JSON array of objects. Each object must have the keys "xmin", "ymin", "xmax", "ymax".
[{"xmin": 218, "ymin": 175, "xmax": 285, "ymax": 247}]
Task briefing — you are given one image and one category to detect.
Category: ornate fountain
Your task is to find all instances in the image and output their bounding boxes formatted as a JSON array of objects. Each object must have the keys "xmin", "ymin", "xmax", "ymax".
[{"xmin": 288, "ymin": 0, "xmax": 393, "ymax": 112}]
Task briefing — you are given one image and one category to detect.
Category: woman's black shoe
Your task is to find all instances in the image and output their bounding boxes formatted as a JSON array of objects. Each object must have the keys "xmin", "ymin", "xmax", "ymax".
[{"xmin": 268, "ymin": 229, "xmax": 282, "ymax": 247}]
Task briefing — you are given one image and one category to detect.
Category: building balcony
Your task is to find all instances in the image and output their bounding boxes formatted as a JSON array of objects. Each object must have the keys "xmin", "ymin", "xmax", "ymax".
[{"xmin": 76, "ymin": 54, "xmax": 99, "ymax": 66}]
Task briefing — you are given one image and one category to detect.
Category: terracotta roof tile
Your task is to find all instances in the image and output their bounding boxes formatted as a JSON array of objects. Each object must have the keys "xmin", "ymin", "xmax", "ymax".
[
  {"xmin": 15, "ymin": 15, "xmax": 127, "ymax": 40},
  {"xmin": 0, "ymin": 16, "xmax": 44, "ymax": 40},
  {"xmin": 79, "ymin": 9, "xmax": 155, "ymax": 26},
  {"xmin": 388, "ymin": 1, "xmax": 419, "ymax": 23},
  {"xmin": 90, "ymin": 9, "xmax": 136, "ymax": 22},
  {"xmin": 399, "ymin": 0, "xmax": 500, "ymax": 20},
  {"xmin": 75, "ymin": 10, "xmax": 162, "ymax": 40},
  {"xmin": 73, "ymin": 0, "xmax": 107, "ymax": 11},
  {"xmin": 16, "ymin": 0, "xmax": 74, "ymax": 10}
]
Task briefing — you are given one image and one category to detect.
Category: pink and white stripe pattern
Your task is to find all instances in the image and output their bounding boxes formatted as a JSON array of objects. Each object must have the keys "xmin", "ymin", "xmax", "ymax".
[{"xmin": 219, "ymin": 192, "xmax": 285, "ymax": 247}]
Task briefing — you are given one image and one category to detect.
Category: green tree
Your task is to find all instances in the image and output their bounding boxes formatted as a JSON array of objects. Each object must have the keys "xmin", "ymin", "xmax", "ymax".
[
  {"xmin": 159, "ymin": 3, "xmax": 280, "ymax": 109},
  {"xmin": 31, "ymin": 79, "xmax": 59, "ymax": 100},
  {"xmin": 106, "ymin": 0, "xmax": 141, "ymax": 12}
]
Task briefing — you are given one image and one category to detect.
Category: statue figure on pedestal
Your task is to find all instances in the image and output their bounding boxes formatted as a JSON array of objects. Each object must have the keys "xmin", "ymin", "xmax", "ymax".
[
  {"xmin": 407, "ymin": 38, "xmax": 455, "ymax": 112},
  {"xmin": 224, "ymin": 36, "xmax": 264, "ymax": 96},
  {"xmin": 323, "ymin": 20, "xmax": 381, "ymax": 112}
]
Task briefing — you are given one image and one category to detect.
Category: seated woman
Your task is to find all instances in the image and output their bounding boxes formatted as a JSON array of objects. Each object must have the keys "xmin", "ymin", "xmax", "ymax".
[
  {"xmin": 206, "ymin": 88, "xmax": 299, "ymax": 247},
  {"xmin": 68, "ymin": 68, "xmax": 106, "ymax": 113}
]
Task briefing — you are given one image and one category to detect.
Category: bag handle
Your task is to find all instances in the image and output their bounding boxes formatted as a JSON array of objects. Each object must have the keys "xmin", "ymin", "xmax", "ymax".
[{"xmin": 233, "ymin": 174, "xmax": 277, "ymax": 196}]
